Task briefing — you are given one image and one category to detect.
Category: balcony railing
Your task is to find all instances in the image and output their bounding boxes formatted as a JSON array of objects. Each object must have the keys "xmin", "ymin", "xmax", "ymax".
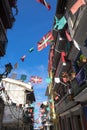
[
  {"xmin": 0, "ymin": 18, "xmax": 8, "ymax": 56},
  {"xmin": 54, "ymin": 63, "xmax": 87, "ymax": 107},
  {"xmin": 0, "ymin": 0, "xmax": 15, "ymax": 29},
  {"xmin": 71, "ymin": 63, "xmax": 87, "ymax": 96},
  {"xmin": 55, "ymin": 93, "xmax": 76, "ymax": 114}
]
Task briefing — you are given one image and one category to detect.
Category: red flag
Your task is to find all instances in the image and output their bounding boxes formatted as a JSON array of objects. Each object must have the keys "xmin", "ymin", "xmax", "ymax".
[
  {"xmin": 20, "ymin": 55, "xmax": 26, "ymax": 62},
  {"xmin": 55, "ymin": 96, "xmax": 59, "ymax": 100},
  {"xmin": 65, "ymin": 30, "xmax": 72, "ymax": 42},
  {"xmin": 61, "ymin": 52, "xmax": 66, "ymax": 66},
  {"xmin": 37, "ymin": 31, "xmax": 54, "ymax": 51},
  {"xmin": 70, "ymin": 0, "xmax": 86, "ymax": 14},
  {"xmin": 30, "ymin": 76, "xmax": 42, "ymax": 83},
  {"xmin": 37, "ymin": 0, "xmax": 51, "ymax": 10}
]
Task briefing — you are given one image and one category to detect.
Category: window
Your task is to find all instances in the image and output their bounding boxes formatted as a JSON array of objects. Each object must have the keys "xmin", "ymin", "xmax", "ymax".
[
  {"xmin": 73, "ymin": 115, "xmax": 83, "ymax": 130},
  {"xmin": 61, "ymin": 118, "xmax": 65, "ymax": 130},
  {"xmin": 67, "ymin": 117, "xmax": 72, "ymax": 130}
]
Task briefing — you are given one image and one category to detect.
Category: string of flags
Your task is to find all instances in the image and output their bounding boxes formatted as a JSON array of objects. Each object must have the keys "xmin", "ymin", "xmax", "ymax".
[
  {"xmin": 10, "ymin": 0, "xmax": 87, "ymax": 67},
  {"xmin": 20, "ymin": 47, "xmax": 34, "ymax": 62},
  {"xmin": 9, "ymin": 30, "xmax": 55, "ymax": 81},
  {"xmin": 10, "ymin": 71, "xmax": 52, "ymax": 84},
  {"xmin": 6, "ymin": 0, "xmax": 86, "ymax": 88},
  {"xmin": 9, "ymin": 15, "xmax": 72, "ymax": 83},
  {"xmin": 2, "ymin": 1, "xmax": 87, "ymax": 126},
  {"xmin": 19, "ymin": 31, "xmax": 54, "ymax": 62}
]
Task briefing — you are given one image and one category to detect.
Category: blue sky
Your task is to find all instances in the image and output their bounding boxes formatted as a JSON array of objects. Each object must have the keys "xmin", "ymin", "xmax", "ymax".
[{"xmin": 0, "ymin": 0, "xmax": 57, "ymax": 126}]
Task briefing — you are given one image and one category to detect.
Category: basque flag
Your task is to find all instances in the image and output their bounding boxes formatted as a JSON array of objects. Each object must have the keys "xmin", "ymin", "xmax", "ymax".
[
  {"xmin": 37, "ymin": 31, "xmax": 54, "ymax": 51},
  {"xmin": 30, "ymin": 76, "xmax": 42, "ymax": 83}
]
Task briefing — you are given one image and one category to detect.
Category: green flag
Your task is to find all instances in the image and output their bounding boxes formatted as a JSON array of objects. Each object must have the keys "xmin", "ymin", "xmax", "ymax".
[
  {"xmin": 29, "ymin": 47, "xmax": 34, "ymax": 53},
  {"xmin": 46, "ymin": 77, "xmax": 52, "ymax": 83},
  {"xmin": 21, "ymin": 74, "xmax": 27, "ymax": 81}
]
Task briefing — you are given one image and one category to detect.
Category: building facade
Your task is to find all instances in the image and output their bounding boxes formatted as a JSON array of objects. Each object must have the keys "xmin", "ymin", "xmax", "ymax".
[
  {"xmin": 46, "ymin": 0, "xmax": 87, "ymax": 130},
  {"xmin": 0, "ymin": 0, "xmax": 18, "ymax": 57},
  {"xmin": 0, "ymin": 78, "xmax": 35, "ymax": 130}
]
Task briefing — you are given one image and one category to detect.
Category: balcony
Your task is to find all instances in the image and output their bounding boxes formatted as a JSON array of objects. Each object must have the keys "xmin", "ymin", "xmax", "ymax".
[
  {"xmin": 0, "ymin": 0, "xmax": 15, "ymax": 29},
  {"xmin": 55, "ymin": 94, "xmax": 77, "ymax": 114},
  {"xmin": 66, "ymin": 1, "xmax": 87, "ymax": 45},
  {"xmin": 71, "ymin": 63, "xmax": 87, "ymax": 98},
  {"xmin": 0, "ymin": 18, "xmax": 8, "ymax": 56},
  {"xmin": 55, "ymin": 58, "xmax": 71, "ymax": 78}
]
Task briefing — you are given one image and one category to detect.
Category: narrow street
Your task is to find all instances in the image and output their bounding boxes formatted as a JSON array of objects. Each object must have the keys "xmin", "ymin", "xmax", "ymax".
[{"xmin": 0, "ymin": 0, "xmax": 87, "ymax": 130}]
